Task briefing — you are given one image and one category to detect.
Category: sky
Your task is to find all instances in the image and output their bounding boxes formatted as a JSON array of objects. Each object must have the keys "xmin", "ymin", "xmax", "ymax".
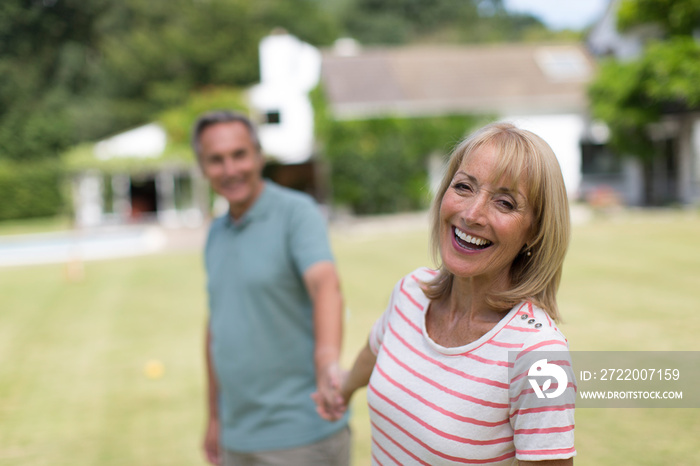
[{"xmin": 503, "ymin": 0, "xmax": 611, "ymax": 31}]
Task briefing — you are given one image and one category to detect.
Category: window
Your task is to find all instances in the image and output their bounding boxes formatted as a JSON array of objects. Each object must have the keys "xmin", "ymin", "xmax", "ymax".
[
  {"xmin": 535, "ymin": 47, "xmax": 592, "ymax": 82},
  {"xmin": 264, "ymin": 110, "xmax": 281, "ymax": 124},
  {"xmin": 581, "ymin": 143, "xmax": 621, "ymax": 175}
]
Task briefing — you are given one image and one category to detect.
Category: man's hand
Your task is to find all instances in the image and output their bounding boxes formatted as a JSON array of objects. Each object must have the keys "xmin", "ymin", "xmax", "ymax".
[
  {"xmin": 312, "ymin": 362, "xmax": 348, "ymax": 421},
  {"xmin": 203, "ymin": 417, "xmax": 221, "ymax": 465},
  {"xmin": 304, "ymin": 261, "xmax": 346, "ymax": 421}
]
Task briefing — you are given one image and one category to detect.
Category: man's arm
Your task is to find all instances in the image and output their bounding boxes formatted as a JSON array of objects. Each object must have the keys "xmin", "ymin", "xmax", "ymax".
[
  {"xmin": 303, "ymin": 261, "xmax": 345, "ymax": 419},
  {"xmin": 203, "ymin": 325, "xmax": 221, "ymax": 465}
]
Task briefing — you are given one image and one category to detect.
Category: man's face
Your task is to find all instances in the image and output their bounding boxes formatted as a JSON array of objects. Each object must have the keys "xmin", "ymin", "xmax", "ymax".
[{"xmin": 198, "ymin": 121, "xmax": 265, "ymax": 219}]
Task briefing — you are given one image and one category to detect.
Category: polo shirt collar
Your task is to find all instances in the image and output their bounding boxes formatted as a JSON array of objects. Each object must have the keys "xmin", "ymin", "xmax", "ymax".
[{"xmin": 225, "ymin": 180, "xmax": 275, "ymax": 229}]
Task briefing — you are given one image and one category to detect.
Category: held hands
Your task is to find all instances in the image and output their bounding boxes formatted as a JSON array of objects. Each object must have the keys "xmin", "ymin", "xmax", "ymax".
[
  {"xmin": 311, "ymin": 361, "xmax": 349, "ymax": 422},
  {"xmin": 313, "ymin": 342, "xmax": 377, "ymax": 421}
]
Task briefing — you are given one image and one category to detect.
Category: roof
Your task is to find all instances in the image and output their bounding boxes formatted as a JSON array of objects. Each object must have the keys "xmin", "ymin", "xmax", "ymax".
[
  {"xmin": 94, "ymin": 123, "xmax": 167, "ymax": 160},
  {"xmin": 321, "ymin": 42, "xmax": 596, "ymax": 120}
]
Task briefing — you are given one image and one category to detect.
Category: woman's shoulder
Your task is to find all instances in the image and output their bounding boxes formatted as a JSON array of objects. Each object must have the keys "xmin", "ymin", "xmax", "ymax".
[
  {"xmin": 505, "ymin": 302, "xmax": 570, "ymax": 350},
  {"xmin": 387, "ymin": 267, "xmax": 436, "ymax": 308},
  {"xmin": 405, "ymin": 266, "xmax": 438, "ymax": 283},
  {"xmin": 398, "ymin": 266, "xmax": 438, "ymax": 293}
]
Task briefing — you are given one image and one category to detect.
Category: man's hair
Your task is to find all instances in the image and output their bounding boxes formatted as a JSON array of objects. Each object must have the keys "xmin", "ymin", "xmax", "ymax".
[
  {"xmin": 190, "ymin": 110, "xmax": 262, "ymax": 158},
  {"xmin": 424, "ymin": 122, "xmax": 571, "ymax": 322}
]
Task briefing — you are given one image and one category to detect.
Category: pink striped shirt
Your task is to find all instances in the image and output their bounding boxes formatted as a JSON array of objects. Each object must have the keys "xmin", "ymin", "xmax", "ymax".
[{"xmin": 368, "ymin": 268, "xmax": 576, "ymax": 465}]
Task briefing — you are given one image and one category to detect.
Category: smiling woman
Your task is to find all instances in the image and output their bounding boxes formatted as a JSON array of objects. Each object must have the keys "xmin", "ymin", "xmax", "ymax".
[
  {"xmin": 426, "ymin": 122, "xmax": 571, "ymax": 321},
  {"xmin": 315, "ymin": 122, "xmax": 576, "ymax": 466},
  {"xmin": 436, "ymin": 144, "xmax": 536, "ymax": 306}
]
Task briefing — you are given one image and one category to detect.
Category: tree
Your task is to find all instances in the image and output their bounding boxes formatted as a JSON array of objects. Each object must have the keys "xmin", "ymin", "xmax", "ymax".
[
  {"xmin": 0, "ymin": 0, "xmax": 106, "ymax": 162},
  {"xmin": 588, "ymin": 0, "xmax": 700, "ymax": 205},
  {"xmin": 338, "ymin": 0, "xmax": 561, "ymax": 45},
  {"xmin": 0, "ymin": 0, "xmax": 339, "ymax": 163}
]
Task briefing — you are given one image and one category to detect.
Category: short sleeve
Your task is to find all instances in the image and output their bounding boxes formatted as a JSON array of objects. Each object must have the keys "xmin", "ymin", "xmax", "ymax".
[
  {"xmin": 509, "ymin": 330, "xmax": 577, "ymax": 462},
  {"xmin": 287, "ymin": 196, "xmax": 334, "ymax": 275},
  {"xmin": 368, "ymin": 280, "xmax": 402, "ymax": 355}
]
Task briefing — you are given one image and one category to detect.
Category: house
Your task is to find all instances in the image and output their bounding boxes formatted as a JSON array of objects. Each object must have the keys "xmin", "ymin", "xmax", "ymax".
[
  {"xmin": 586, "ymin": 0, "xmax": 700, "ymax": 206},
  {"xmin": 69, "ymin": 123, "xmax": 209, "ymax": 228},
  {"xmin": 320, "ymin": 40, "xmax": 598, "ymax": 200},
  {"xmin": 68, "ymin": 32, "xmax": 325, "ymax": 228},
  {"xmin": 249, "ymin": 30, "xmax": 326, "ymax": 198}
]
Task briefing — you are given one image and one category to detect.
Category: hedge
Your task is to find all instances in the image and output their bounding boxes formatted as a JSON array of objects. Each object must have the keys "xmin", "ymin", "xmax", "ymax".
[
  {"xmin": 319, "ymin": 115, "xmax": 486, "ymax": 214},
  {"xmin": 312, "ymin": 85, "xmax": 490, "ymax": 214},
  {"xmin": 0, "ymin": 161, "xmax": 66, "ymax": 221}
]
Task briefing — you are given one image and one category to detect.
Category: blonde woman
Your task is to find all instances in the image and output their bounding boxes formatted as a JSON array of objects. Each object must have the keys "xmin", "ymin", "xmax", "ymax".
[{"xmin": 316, "ymin": 123, "xmax": 576, "ymax": 465}]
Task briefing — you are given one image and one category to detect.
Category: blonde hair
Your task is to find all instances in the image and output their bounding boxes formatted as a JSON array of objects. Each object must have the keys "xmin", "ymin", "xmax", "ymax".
[{"xmin": 425, "ymin": 122, "xmax": 570, "ymax": 321}]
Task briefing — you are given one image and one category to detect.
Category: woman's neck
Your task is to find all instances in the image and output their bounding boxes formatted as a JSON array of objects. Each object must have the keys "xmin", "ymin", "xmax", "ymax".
[
  {"xmin": 445, "ymin": 274, "xmax": 510, "ymax": 322},
  {"xmin": 424, "ymin": 275, "xmax": 510, "ymax": 348}
]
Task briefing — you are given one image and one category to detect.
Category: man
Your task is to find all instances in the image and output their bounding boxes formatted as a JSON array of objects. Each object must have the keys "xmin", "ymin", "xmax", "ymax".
[{"xmin": 193, "ymin": 111, "xmax": 350, "ymax": 466}]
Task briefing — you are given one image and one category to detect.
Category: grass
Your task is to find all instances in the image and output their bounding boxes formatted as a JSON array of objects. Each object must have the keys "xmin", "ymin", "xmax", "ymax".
[
  {"xmin": 0, "ymin": 216, "xmax": 71, "ymax": 237},
  {"xmin": 1, "ymin": 209, "xmax": 699, "ymax": 465}
]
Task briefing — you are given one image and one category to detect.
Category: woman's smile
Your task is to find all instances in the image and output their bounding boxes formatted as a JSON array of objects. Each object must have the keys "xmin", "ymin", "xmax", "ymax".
[
  {"xmin": 439, "ymin": 143, "xmax": 534, "ymax": 284},
  {"xmin": 452, "ymin": 226, "xmax": 492, "ymax": 251}
]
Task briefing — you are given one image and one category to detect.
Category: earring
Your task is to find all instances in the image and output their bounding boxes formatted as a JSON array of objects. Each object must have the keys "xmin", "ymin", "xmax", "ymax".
[{"xmin": 526, "ymin": 250, "xmax": 531, "ymax": 257}]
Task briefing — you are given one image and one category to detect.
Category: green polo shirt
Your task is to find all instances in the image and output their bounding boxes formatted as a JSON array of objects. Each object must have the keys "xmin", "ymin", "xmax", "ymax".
[{"xmin": 205, "ymin": 181, "xmax": 348, "ymax": 452}]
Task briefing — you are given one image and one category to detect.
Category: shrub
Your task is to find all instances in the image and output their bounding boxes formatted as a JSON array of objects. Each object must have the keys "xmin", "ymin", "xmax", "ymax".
[
  {"xmin": 320, "ymin": 115, "xmax": 485, "ymax": 214},
  {"xmin": 0, "ymin": 161, "xmax": 66, "ymax": 221}
]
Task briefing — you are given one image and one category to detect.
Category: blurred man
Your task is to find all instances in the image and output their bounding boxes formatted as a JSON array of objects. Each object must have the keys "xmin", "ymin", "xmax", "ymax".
[{"xmin": 192, "ymin": 111, "xmax": 349, "ymax": 466}]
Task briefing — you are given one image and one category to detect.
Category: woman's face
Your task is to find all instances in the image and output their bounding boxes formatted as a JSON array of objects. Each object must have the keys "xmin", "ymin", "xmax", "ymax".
[{"xmin": 439, "ymin": 143, "xmax": 534, "ymax": 287}]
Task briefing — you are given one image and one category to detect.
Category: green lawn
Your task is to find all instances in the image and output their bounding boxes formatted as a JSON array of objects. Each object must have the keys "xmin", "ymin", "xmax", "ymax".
[
  {"xmin": 1, "ymin": 209, "xmax": 699, "ymax": 465},
  {"xmin": 0, "ymin": 216, "xmax": 71, "ymax": 237}
]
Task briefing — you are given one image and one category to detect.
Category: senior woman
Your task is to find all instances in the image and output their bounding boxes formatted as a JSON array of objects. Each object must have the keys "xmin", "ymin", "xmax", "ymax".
[{"xmin": 315, "ymin": 122, "xmax": 576, "ymax": 465}]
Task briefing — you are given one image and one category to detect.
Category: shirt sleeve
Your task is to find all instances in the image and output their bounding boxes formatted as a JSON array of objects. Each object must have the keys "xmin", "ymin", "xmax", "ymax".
[
  {"xmin": 509, "ymin": 329, "xmax": 577, "ymax": 462},
  {"xmin": 287, "ymin": 195, "xmax": 334, "ymax": 275},
  {"xmin": 368, "ymin": 279, "xmax": 402, "ymax": 355}
]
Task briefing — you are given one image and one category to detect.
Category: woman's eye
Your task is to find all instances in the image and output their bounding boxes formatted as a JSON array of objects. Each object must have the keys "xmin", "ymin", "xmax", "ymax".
[
  {"xmin": 497, "ymin": 199, "xmax": 515, "ymax": 210},
  {"xmin": 454, "ymin": 182, "xmax": 472, "ymax": 192}
]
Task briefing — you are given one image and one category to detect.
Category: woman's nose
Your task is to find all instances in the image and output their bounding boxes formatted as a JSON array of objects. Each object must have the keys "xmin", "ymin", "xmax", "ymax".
[{"xmin": 462, "ymin": 194, "xmax": 488, "ymax": 225}]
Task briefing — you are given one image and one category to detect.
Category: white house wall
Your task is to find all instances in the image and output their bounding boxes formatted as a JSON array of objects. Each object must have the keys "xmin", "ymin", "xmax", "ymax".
[
  {"xmin": 73, "ymin": 173, "xmax": 104, "ymax": 227},
  {"xmin": 250, "ymin": 87, "xmax": 316, "ymax": 164},
  {"xmin": 251, "ymin": 33, "xmax": 321, "ymax": 164},
  {"xmin": 259, "ymin": 33, "xmax": 321, "ymax": 93},
  {"xmin": 691, "ymin": 116, "xmax": 700, "ymax": 203},
  {"xmin": 503, "ymin": 114, "xmax": 584, "ymax": 198}
]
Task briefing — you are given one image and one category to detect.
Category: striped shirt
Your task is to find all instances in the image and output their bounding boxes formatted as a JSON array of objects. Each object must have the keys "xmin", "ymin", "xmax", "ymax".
[{"xmin": 368, "ymin": 267, "xmax": 576, "ymax": 465}]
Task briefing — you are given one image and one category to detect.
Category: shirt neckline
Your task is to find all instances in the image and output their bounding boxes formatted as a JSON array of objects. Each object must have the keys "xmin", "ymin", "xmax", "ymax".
[
  {"xmin": 225, "ymin": 180, "xmax": 275, "ymax": 229},
  {"xmin": 421, "ymin": 302, "xmax": 520, "ymax": 355}
]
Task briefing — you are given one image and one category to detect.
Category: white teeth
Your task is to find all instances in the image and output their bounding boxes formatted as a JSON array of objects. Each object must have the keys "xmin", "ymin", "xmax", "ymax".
[{"xmin": 454, "ymin": 227, "xmax": 490, "ymax": 247}]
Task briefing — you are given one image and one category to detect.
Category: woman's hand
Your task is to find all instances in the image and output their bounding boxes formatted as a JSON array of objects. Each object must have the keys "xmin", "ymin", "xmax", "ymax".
[{"xmin": 311, "ymin": 364, "xmax": 349, "ymax": 421}]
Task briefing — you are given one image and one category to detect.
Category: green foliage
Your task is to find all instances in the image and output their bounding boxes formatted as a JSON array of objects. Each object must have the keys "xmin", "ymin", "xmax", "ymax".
[
  {"xmin": 0, "ymin": 0, "xmax": 110, "ymax": 161},
  {"xmin": 0, "ymin": 0, "xmax": 340, "ymax": 164},
  {"xmin": 0, "ymin": 0, "xmax": 578, "ymax": 168},
  {"xmin": 643, "ymin": 38, "xmax": 700, "ymax": 105},
  {"xmin": 589, "ymin": 0, "xmax": 700, "ymax": 177},
  {"xmin": 338, "ymin": 0, "xmax": 569, "ymax": 45},
  {"xmin": 618, "ymin": 0, "xmax": 700, "ymax": 36},
  {"xmin": 312, "ymin": 86, "xmax": 485, "ymax": 214},
  {"xmin": 319, "ymin": 114, "xmax": 483, "ymax": 214},
  {"xmin": 589, "ymin": 58, "xmax": 658, "ymax": 159},
  {"xmin": 0, "ymin": 161, "xmax": 66, "ymax": 221},
  {"xmin": 589, "ymin": 37, "xmax": 700, "ymax": 159}
]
